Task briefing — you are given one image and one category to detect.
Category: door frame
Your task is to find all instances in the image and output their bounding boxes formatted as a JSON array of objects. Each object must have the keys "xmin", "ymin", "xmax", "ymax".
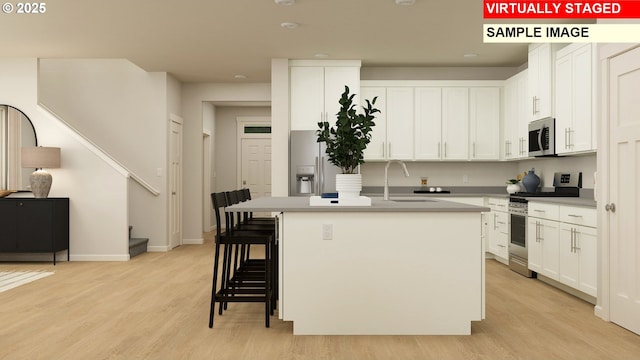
[
  {"xmin": 169, "ymin": 114, "xmax": 183, "ymax": 249},
  {"xmin": 236, "ymin": 116, "xmax": 271, "ymax": 190},
  {"xmin": 596, "ymin": 43, "xmax": 640, "ymax": 322}
]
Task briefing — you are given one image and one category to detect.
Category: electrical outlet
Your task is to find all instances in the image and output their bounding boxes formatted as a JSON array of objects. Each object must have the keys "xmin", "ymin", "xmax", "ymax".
[
  {"xmin": 322, "ymin": 224, "xmax": 333, "ymax": 240},
  {"xmin": 463, "ymin": 174, "xmax": 469, "ymax": 183}
]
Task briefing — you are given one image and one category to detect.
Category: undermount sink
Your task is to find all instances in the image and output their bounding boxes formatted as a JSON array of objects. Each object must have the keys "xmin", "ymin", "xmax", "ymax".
[{"xmin": 390, "ymin": 199, "xmax": 436, "ymax": 203}]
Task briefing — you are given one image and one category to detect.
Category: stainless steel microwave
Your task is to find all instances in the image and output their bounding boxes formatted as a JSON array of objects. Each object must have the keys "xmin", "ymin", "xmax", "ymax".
[{"xmin": 528, "ymin": 117, "xmax": 556, "ymax": 157}]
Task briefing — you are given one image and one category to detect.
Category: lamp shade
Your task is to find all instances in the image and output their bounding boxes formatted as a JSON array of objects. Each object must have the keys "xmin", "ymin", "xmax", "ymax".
[{"xmin": 21, "ymin": 147, "xmax": 61, "ymax": 169}]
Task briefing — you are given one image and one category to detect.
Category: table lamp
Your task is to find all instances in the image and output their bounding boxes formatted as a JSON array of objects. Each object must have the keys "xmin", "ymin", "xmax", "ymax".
[{"xmin": 21, "ymin": 146, "xmax": 61, "ymax": 198}]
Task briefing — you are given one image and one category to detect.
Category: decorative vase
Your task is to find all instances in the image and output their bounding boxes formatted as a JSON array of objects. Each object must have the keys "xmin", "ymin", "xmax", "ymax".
[
  {"xmin": 335, "ymin": 173, "xmax": 362, "ymax": 199},
  {"xmin": 506, "ymin": 183, "xmax": 522, "ymax": 194},
  {"xmin": 521, "ymin": 168, "xmax": 540, "ymax": 193}
]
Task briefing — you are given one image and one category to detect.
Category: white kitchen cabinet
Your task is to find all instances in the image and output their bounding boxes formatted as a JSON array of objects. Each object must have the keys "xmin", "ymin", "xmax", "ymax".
[
  {"xmin": 555, "ymin": 43, "xmax": 595, "ymax": 154},
  {"xmin": 441, "ymin": 87, "xmax": 469, "ymax": 160},
  {"xmin": 528, "ymin": 216, "xmax": 560, "ymax": 281},
  {"xmin": 289, "ymin": 61, "xmax": 361, "ymax": 130},
  {"xmin": 361, "ymin": 86, "xmax": 387, "ymax": 160},
  {"xmin": 528, "ymin": 202, "xmax": 561, "ymax": 281},
  {"xmin": 414, "ymin": 87, "xmax": 442, "ymax": 159},
  {"xmin": 502, "ymin": 70, "xmax": 529, "ymax": 160},
  {"xmin": 528, "ymin": 43, "xmax": 554, "ymax": 121},
  {"xmin": 558, "ymin": 205, "xmax": 597, "ymax": 297},
  {"xmin": 361, "ymin": 86, "xmax": 413, "ymax": 160},
  {"xmin": 386, "ymin": 87, "xmax": 414, "ymax": 159},
  {"xmin": 470, "ymin": 87, "xmax": 501, "ymax": 160},
  {"xmin": 487, "ymin": 197, "xmax": 508, "ymax": 263}
]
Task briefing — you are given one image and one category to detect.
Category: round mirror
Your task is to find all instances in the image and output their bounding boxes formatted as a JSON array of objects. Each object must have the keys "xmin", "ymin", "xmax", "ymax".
[{"xmin": 1, "ymin": 105, "xmax": 38, "ymax": 191}]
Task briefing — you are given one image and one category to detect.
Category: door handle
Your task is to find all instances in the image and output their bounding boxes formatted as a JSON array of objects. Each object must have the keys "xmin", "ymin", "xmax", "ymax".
[{"xmin": 605, "ymin": 203, "xmax": 616, "ymax": 213}]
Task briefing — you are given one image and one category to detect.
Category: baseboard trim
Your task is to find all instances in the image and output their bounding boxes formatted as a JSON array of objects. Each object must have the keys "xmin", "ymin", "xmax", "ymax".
[
  {"xmin": 183, "ymin": 238, "xmax": 204, "ymax": 245},
  {"xmin": 0, "ymin": 251, "xmax": 69, "ymax": 263},
  {"xmin": 147, "ymin": 246, "xmax": 169, "ymax": 252},
  {"xmin": 71, "ymin": 254, "xmax": 130, "ymax": 261}
]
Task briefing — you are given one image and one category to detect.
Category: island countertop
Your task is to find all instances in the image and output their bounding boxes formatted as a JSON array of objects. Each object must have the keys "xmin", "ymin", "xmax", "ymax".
[{"xmin": 225, "ymin": 196, "xmax": 490, "ymax": 213}]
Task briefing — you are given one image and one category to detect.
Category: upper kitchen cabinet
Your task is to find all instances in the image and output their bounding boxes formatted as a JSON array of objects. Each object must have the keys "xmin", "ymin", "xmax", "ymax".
[
  {"xmin": 441, "ymin": 87, "xmax": 470, "ymax": 160},
  {"xmin": 528, "ymin": 43, "xmax": 562, "ymax": 121},
  {"xmin": 502, "ymin": 70, "xmax": 529, "ymax": 160},
  {"xmin": 414, "ymin": 87, "xmax": 442, "ymax": 159},
  {"xmin": 469, "ymin": 87, "xmax": 501, "ymax": 160},
  {"xmin": 360, "ymin": 86, "xmax": 414, "ymax": 160},
  {"xmin": 555, "ymin": 43, "xmax": 595, "ymax": 155},
  {"xmin": 289, "ymin": 60, "xmax": 361, "ymax": 131}
]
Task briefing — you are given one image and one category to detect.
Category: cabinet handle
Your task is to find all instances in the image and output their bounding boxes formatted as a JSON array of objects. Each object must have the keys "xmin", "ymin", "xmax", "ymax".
[
  {"xmin": 567, "ymin": 214, "xmax": 582, "ymax": 218},
  {"xmin": 444, "ymin": 142, "xmax": 447, "ymax": 158},
  {"xmin": 493, "ymin": 213, "xmax": 497, "ymax": 230},
  {"xmin": 565, "ymin": 128, "xmax": 569, "ymax": 149},
  {"xmin": 473, "ymin": 142, "xmax": 476, "ymax": 158},
  {"xmin": 605, "ymin": 203, "xmax": 616, "ymax": 213},
  {"xmin": 388, "ymin": 142, "xmax": 392, "ymax": 157},
  {"xmin": 533, "ymin": 209, "xmax": 545, "ymax": 212},
  {"xmin": 520, "ymin": 138, "xmax": 525, "ymax": 155},
  {"xmin": 574, "ymin": 228, "xmax": 580, "ymax": 251},
  {"xmin": 571, "ymin": 228, "xmax": 576, "ymax": 253},
  {"xmin": 506, "ymin": 140, "xmax": 511, "ymax": 157},
  {"xmin": 437, "ymin": 142, "xmax": 441, "ymax": 158},
  {"xmin": 536, "ymin": 221, "xmax": 540, "ymax": 242},
  {"xmin": 498, "ymin": 244, "xmax": 506, "ymax": 248}
]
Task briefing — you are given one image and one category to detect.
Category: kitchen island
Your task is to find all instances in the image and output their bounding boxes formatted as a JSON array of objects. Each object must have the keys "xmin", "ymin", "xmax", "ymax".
[{"xmin": 226, "ymin": 196, "xmax": 489, "ymax": 335}]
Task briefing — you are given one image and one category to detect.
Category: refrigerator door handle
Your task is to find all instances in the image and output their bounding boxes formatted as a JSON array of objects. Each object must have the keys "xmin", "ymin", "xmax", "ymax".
[{"xmin": 315, "ymin": 156, "xmax": 320, "ymax": 195}]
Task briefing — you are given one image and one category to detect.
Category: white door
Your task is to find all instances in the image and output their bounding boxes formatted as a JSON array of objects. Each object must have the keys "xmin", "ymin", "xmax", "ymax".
[
  {"xmin": 241, "ymin": 138, "xmax": 272, "ymax": 199},
  {"xmin": 169, "ymin": 119, "xmax": 183, "ymax": 249},
  {"xmin": 608, "ymin": 45, "xmax": 640, "ymax": 335}
]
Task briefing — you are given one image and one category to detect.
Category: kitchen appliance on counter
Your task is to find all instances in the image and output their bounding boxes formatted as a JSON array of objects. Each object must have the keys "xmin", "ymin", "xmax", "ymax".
[
  {"xmin": 507, "ymin": 172, "xmax": 582, "ymax": 277},
  {"xmin": 289, "ymin": 130, "xmax": 341, "ymax": 196},
  {"xmin": 528, "ymin": 117, "xmax": 556, "ymax": 157}
]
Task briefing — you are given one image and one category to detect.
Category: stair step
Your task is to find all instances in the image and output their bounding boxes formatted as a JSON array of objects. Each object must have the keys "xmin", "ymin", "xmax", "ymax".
[{"xmin": 129, "ymin": 237, "xmax": 149, "ymax": 258}]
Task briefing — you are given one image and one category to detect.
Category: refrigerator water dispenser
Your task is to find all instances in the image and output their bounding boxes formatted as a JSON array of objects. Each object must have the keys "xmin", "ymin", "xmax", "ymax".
[{"xmin": 295, "ymin": 166, "xmax": 315, "ymax": 195}]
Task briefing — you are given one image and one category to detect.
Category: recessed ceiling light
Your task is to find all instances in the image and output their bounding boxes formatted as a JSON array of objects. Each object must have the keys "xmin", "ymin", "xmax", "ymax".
[
  {"xmin": 314, "ymin": 53, "xmax": 329, "ymax": 58},
  {"xmin": 395, "ymin": 0, "xmax": 416, "ymax": 5},
  {"xmin": 234, "ymin": 74, "xmax": 247, "ymax": 79},
  {"xmin": 280, "ymin": 22, "xmax": 299, "ymax": 29},
  {"xmin": 275, "ymin": 0, "xmax": 295, "ymax": 5},
  {"xmin": 463, "ymin": 53, "xmax": 478, "ymax": 58}
]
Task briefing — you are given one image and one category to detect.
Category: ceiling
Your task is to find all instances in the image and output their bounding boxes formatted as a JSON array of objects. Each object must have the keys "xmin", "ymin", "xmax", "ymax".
[{"xmin": 0, "ymin": 0, "xmax": 591, "ymax": 83}]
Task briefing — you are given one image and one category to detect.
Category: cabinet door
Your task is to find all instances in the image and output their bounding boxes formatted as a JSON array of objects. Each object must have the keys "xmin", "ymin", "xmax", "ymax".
[
  {"xmin": 17, "ymin": 200, "xmax": 53, "ymax": 252},
  {"xmin": 528, "ymin": 217, "xmax": 543, "ymax": 273},
  {"xmin": 324, "ymin": 67, "xmax": 361, "ymax": 119},
  {"xmin": 559, "ymin": 223, "xmax": 580, "ymax": 289},
  {"xmin": 570, "ymin": 44, "xmax": 593, "ymax": 153},
  {"xmin": 441, "ymin": 87, "xmax": 469, "ymax": 160},
  {"xmin": 361, "ymin": 87, "xmax": 387, "ymax": 160},
  {"xmin": 555, "ymin": 53, "xmax": 573, "ymax": 154},
  {"xmin": 576, "ymin": 225, "xmax": 597, "ymax": 297},
  {"xmin": 502, "ymin": 76, "xmax": 519, "ymax": 159},
  {"xmin": 470, "ymin": 87, "xmax": 500, "ymax": 160},
  {"xmin": 386, "ymin": 87, "xmax": 414, "ymax": 160},
  {"xmin": 0, "ymin": 201, "xmax": 18, "ymax": 251},
  {"xmin": 529, "ymin": 44, "xmax": 553, "ymax": 121},
  {"xmin": 539, "ymin": 219, "xmax": 560, "ymax": 280},
  {"xmin": 414, "ymin": 87, "xmax": 442, "ymax": 159},
  {"xmin": 290, "ymin": 66, "xmax": 325, "ymax": 130}
]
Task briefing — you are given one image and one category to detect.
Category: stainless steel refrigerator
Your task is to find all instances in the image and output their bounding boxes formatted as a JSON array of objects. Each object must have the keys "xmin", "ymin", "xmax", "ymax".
[{"xmin": 289, "ymin": 130, "xmax": 341, "ymax": 196}]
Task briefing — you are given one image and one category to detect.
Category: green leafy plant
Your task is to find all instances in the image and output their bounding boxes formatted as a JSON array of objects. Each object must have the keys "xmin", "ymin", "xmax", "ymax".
[
  {"xmin": 316, "ymin": 86, "xmax": 379, "ymax": 174},
  {"xmin": 506, "ymin": 179, "xmax": 519, "ymax": 184}
]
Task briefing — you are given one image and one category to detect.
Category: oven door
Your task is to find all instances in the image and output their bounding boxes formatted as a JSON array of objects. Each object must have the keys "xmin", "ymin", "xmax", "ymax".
[{"xmin": 509, "ymin": 211, "xmax": 535, "ymax": 277}]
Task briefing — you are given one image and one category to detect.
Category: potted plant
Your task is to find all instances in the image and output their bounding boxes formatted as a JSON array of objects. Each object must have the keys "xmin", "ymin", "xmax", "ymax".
[{"xmin": 317, "ymin": 86, "xmax": 379, "ymax": 198}]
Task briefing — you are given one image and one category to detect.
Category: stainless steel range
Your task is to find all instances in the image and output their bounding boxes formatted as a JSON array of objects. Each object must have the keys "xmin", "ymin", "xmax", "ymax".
[{"xmin": 508, "ymin": 172, "xmax": 582, "ymax": 277}]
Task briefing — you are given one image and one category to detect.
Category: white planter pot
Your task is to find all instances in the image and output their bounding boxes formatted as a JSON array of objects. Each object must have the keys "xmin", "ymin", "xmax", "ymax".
[
  {"xmin": 336, "ymin": 173, "xmax": 362, "ymax": 199},
  {"xmin": 506, "ymin": 183, "xmax": 523, "ymax": 194}
]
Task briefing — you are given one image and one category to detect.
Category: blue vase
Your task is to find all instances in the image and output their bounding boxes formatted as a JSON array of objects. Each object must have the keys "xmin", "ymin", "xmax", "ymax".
[{"xmin": 522, "ymin": 168, "xmax": 540, "ymax": 193}]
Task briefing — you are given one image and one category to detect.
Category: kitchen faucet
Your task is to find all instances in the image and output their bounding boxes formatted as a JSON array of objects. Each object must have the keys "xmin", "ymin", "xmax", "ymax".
[{"xmin": 384, "ymin": 160, "xmax": 410, "ymax": 200}]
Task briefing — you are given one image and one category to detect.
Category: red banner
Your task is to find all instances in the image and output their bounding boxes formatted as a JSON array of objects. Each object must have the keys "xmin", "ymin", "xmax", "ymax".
[{"xmin": 484, "ymin": 1, "xmax": 640, "ymax": 18}]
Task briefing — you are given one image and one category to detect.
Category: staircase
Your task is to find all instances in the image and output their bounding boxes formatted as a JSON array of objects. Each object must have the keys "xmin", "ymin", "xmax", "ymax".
[{"xmin": 128, "ymin": 226, "xmax": 149, "ymax": 258}]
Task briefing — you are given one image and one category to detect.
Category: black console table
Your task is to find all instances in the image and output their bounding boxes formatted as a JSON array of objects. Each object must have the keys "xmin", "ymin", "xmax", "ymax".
[{"xmin": 0, "ymin": 197, "xmax": 69, "ymax": 265}]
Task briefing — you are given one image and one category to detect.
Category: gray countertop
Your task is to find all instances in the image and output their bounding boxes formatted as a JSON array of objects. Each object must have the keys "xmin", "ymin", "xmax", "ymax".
[
  {"xmin": 361, "ymin": 186, "xmax": 597, "ymax": 208},
  {"xmin": 226, "ymin": 196, "xmax": 490, "ymax": 213}
]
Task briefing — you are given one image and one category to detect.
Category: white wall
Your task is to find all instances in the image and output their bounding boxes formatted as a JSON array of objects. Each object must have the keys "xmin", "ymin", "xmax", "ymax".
[
  {"xmin": 518, "ymin": 153, "xmax": 596, "ymax": 190},
  {"xmin": 214, "ymin": 106, "xmax": 271, "ymax": 192},
  {"xmin": 0, "ymin": 58, "xmax": 129, "ymax": 261},
  {"xmin": 361, "ymin": 66, "xmax": 522, "ymax": 81},
  {"xmin": 181, "ymin": 83, "xmax": 270, "ymax": 243},
  {"xmin": 38, "ymin": 59, "xmax": 175, "ymax": 251}
]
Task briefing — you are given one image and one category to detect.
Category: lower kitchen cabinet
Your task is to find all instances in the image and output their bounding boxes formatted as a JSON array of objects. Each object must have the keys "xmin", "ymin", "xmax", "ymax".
[
  {"xmin": 0, "ymin": 198, "xmax": 69, "ymax": 264},
  {"xmin": 527, "ymin": 217, "xmax": 560, "ymax": 280},
  {"xmin": 559, "ymin": 223, "xmax": 597, "ymax": 297},
  {"xmin": 487, "ymin": 197, "xmax": 508, "ymax": 263}
]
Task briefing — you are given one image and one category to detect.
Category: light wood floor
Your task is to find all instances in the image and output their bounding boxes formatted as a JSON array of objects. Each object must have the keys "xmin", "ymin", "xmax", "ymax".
[{"xmin": 1, "ymin": 232, "xmax": 639, "ymax": 360}]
